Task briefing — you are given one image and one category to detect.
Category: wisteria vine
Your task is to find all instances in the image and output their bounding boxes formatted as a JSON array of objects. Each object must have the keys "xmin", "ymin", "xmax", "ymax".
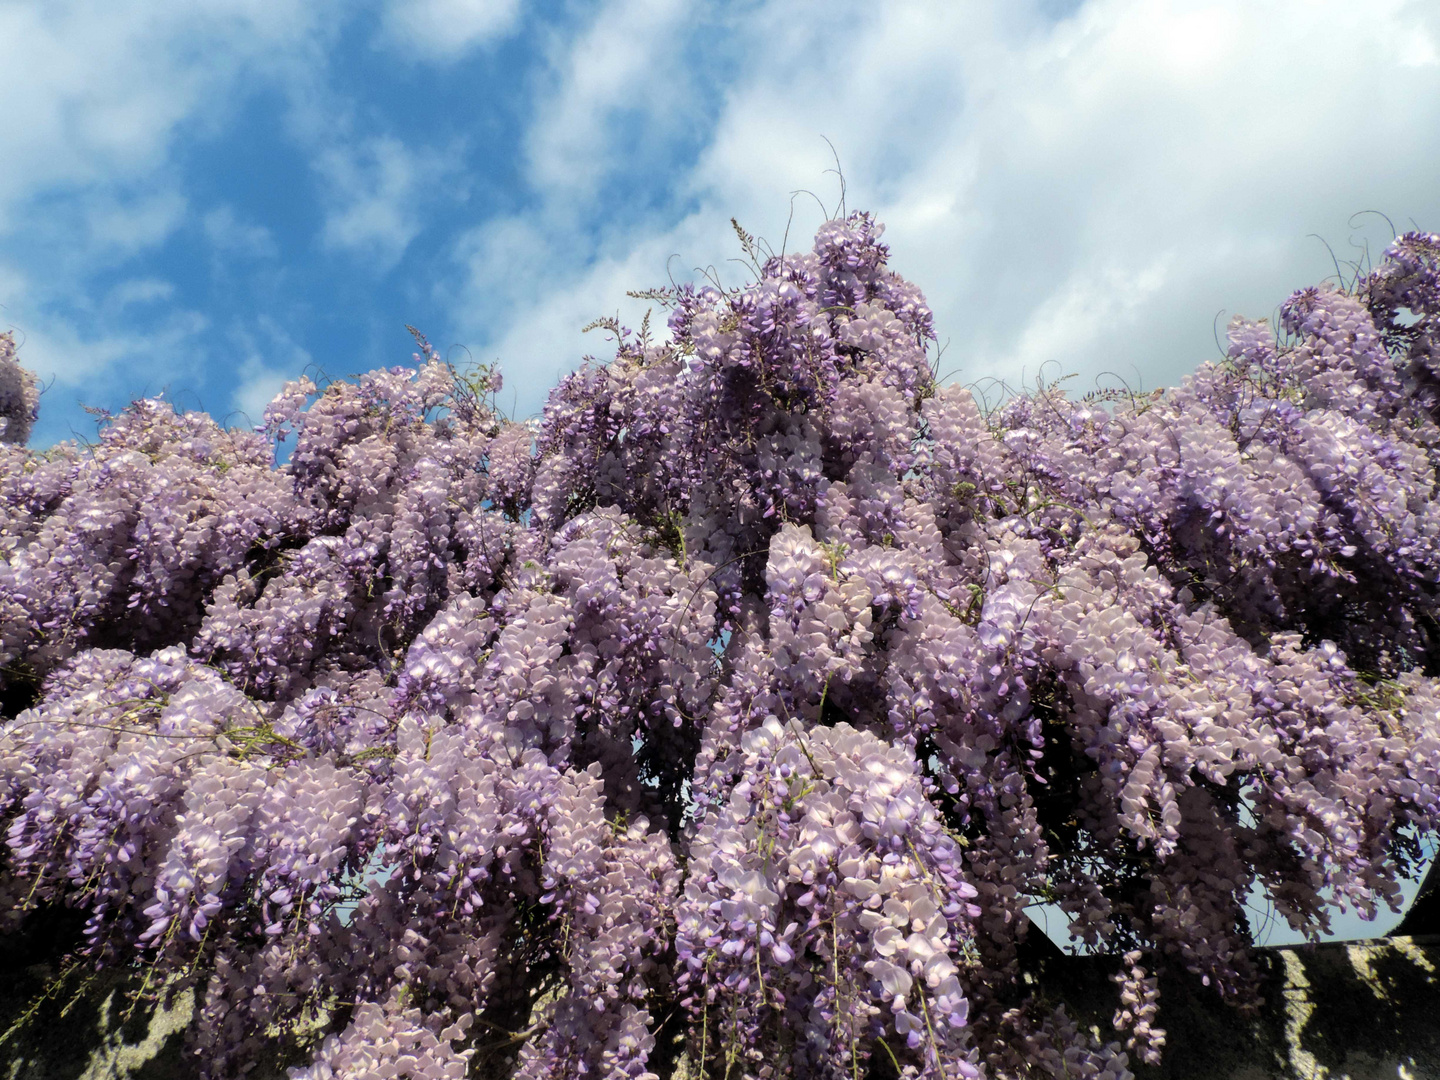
[{"xmin": 1, "ymin": 217, "xmax": 1439, "ymax": 1079}]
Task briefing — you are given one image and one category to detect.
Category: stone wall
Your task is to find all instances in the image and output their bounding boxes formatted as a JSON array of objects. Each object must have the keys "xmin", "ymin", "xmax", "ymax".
[
  {"xmin": 0, "ymin": 936, "xmax": 1436, "ymax": 1080},
  {"xmin": 1046, "ymin": 935, "xmax": 1440, "ymax": 1080}
]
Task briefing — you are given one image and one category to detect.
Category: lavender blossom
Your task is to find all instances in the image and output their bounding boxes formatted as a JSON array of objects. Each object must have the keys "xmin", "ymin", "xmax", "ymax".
[{"xmin": 0, "ymin": 213, "xmax": 1438, "ymax": 1080}]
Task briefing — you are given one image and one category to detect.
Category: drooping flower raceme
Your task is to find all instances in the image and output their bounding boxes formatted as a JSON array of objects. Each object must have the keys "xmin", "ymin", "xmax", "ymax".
[
  {"xmin": 1, "ymin": 217, "xmax": 1439, "ymax": 1080},
  {"xmin": 0, "ymin": 333, "xmax": 37, "ymax": 447}
]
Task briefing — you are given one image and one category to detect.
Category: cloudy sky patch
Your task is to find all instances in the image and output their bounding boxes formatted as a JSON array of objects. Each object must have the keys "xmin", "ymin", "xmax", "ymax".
[{"xmin": 3, "ymin": 0, "xmax": 1438, "ymax": 462}]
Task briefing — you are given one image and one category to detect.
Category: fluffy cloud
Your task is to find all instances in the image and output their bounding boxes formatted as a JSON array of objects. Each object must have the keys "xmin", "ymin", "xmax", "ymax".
[
  {"xmin": 203, "ymin": 206, "xmax": 278, "ymax": 260},
  {"xmin": 316, "ymin": 136, "xmax": 444, "ymax": 266},
  {"xmin": 229, "ymin": 317, "xmax": 316, "ymax": 427},
  {"xmin": 82, "ymin": 191, "xmax": 189, "ymax": 257},
  {"xmin": 448, "ymin": 0, "xmax": 1440, "ymax": 416},
  {"xmin": 521, "ymin": 0, "xmax": 694, "ymax": 197},
  {"xmin": 377, "ymin": 0, "xmax": 523, "ymax": 62},
  {"xmin": 5, "ymin": 0, "xmax": 1440, "ymax": 450},
  {"xmin": 0, "ymin": 0, "xmax": 338, "ymax": 225},
  {"xmin": 867, "ymin": 0, "xmax": 1440, "ymax": 392},
  {"xmin": 0, "ymin": 0, "xmax": 344, "ymax": 443},
  {"xmin": 8, "ymin": 301, "xmax": 210, "ymax": 435}
]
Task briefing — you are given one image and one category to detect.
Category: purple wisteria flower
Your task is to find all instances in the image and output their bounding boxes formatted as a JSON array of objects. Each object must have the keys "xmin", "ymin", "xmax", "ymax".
[{"xmin": 0, "ymin": 215, "xmax": 1438, "ymax": 1080}]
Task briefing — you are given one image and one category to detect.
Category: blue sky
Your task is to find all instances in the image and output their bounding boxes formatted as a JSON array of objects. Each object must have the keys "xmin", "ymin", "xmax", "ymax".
[
  {"xmin": 6, "ymin": 0, "xmax": 1440, "ymax": 448},
  {"xmin": 3, "ymin": 0, "xmax": 1439, "ymax": 942}
]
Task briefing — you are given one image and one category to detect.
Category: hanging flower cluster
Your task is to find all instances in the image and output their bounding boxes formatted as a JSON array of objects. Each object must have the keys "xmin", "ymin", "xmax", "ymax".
[
  {"xmin": 2, "ymin": 219, "xmax": 1439, "ymax": 1080},
  {"xmin": 0, "ymin": 333, "xmax": 37, "ymax": 447}
]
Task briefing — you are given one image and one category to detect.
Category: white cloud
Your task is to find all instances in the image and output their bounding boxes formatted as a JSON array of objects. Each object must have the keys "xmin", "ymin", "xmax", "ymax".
[
  {"xmin": 522, "ymin": 0, "xmax": 694, "ymax": 197},
  {"xmin": 7, "ymin": 0, "xmax": 1440, "ymax": 447},
  {"xmin": 995, "ymin": 254, "xmax": 1177, "ymax": 394},
  {"xmin": 229, "ymin": 317, "xmax": 315, "ymax": 427},
  {"xmin": 455, "ymin": 223, "xmax": 704, "ymax": 415},
  {"xmin": 378, "ymin": 0, "xmax": 522, "ymax": 62},
  {"xmin": 0, "ymin": 0, "xmax": 346, "ymax": 442},
  {"xmin": 316, "ymin": 135, "xmax": 463, "ymax": 266},
  {"xmin": 203, "ymin": 205, "xmax": 278, "ymax": 259},
  {"xmin": 446, "ymin": 0, "xmax": 1440, "ymax": 418},
  {"xmin": 863, "ymin": 0, "xmax": 1440, "ymax": 391},
  {"xmin": 106, "ymin": 278, "xmax": 177, "ymax": 309},
  {"xmin": 84, "ymin": 190, "xmax": 188, "ymax": 255},
  {"xmin": 11, "ymin": 305, "xmax": 211, "ymax": 446},
  {"xmin": 0, "ymin": 0, "xmax": 339, "ymax": 229}
]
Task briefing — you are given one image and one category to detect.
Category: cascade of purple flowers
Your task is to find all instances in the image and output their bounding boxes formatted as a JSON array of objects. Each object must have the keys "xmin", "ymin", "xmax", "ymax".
[{"xmin": 1, "ymin": 220, "xmax": 1439, "ymax": 1079}]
